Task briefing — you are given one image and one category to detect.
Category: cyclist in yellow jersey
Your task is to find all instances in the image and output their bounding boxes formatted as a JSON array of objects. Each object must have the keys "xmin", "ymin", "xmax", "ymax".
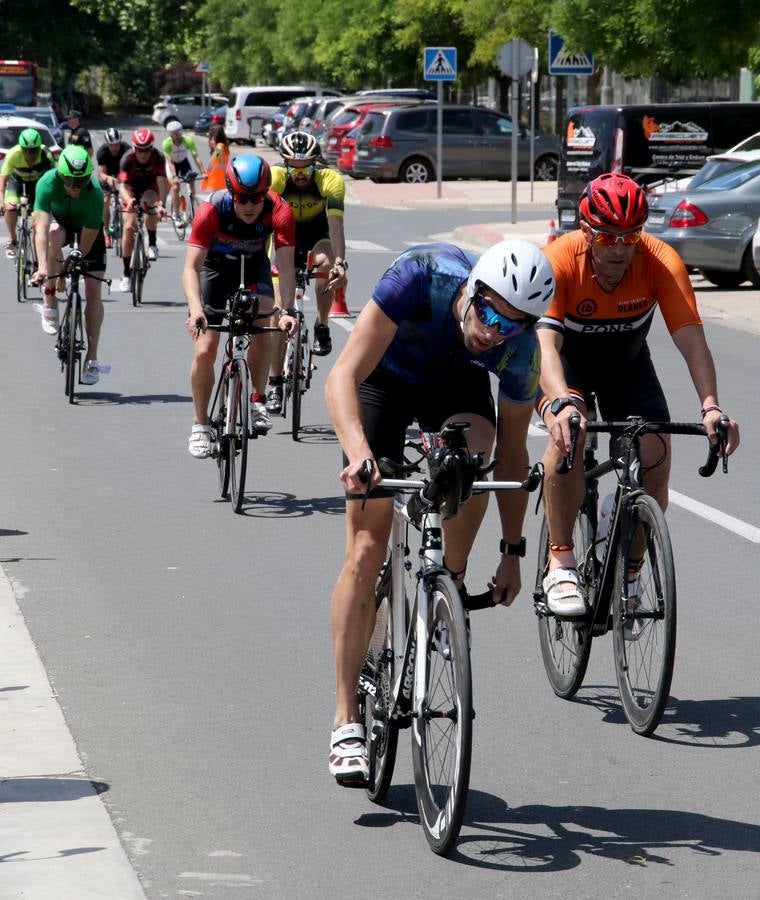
[
  {"xmin": 266, "ymin": 131, "xmax": 348, "ymax": 412},
  {"xmin": 0, "ymin": 128, "xmax": 55, "ymax": 258}
]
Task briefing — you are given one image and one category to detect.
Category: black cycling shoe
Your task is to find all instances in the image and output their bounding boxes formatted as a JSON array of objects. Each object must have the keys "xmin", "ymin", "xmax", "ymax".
[
  {"xmin": 313, "ymin": 323, "xmax": 332, "ymax": 356},
  {"xmin": 266, "ymin": 384, "xmax": 283, "ymax": 414}
]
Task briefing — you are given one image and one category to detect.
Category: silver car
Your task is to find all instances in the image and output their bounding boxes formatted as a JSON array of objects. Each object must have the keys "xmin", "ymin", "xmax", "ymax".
[
  {"xmin": 646, "ymin": 159, "xmax": 760, "ymax": 288},
  {"xmin": 152, "ymin": 93, "xmax": 228, "ymax": 128}
]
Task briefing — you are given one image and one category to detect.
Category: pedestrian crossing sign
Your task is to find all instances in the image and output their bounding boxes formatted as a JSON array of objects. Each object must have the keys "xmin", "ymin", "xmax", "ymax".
[{"xmin": 424, "ymin": 47, "xmax": 457, "ymax": 82}]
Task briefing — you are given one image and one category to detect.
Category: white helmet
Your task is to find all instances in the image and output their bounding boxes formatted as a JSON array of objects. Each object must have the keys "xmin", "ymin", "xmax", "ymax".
[
  {"xmin": 466, "ymin": 239, "xmax": 555, "ymax": 319},
  {"xmin": 167, "ymin": 120, "xmax": 183, "ymax": 133}
]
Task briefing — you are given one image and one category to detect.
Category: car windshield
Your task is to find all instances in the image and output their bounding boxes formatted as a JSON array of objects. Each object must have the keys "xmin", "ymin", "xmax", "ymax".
[
  {"xmin": 696, "ymin": 159, "xmax": 760, "ymax": 191},
  {"xmin": 0, "ymin": 125, "xmax": 55, "ymax": 149}
]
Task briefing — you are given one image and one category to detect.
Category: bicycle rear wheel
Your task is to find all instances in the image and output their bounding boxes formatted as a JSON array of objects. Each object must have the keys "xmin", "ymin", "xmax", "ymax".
[
  {"xmin": 65, "ymin": 296, "xmax": 80, "ymax": 403},
  {"xmin": 111, "ymin": 205, "xmax": 123, "ymax": 257},
  {"xmin": 211, "ymin": 369, "xmax": 230, "ymax": 499},
  {"xmin": 16, "ymin": 229, "xmax": 28, "ymax": 302},
  {"xmin": 131, "ymin": 239, "xmax": 144, "ymax": 307},
  {"xmin": 290, "ymin": 325, "xmax": 303, "ymax": 441},
  {"xmin": 536, "ymin": 512, "xmax": 595, "ymax": 698},
  {"xmin": 612, "ymin": 493, "xmax": 676, "ymax": 736},
  {"xmin": 228, "ymin": 365, "xmax": 249, "ymax": 513},
  {"xmin": 361, "ymin": 558, "xmax": 400, "ymax": 803},
  {"xmin": 412, "ymin": 573, "xmax": 472, "ymax": 856}
]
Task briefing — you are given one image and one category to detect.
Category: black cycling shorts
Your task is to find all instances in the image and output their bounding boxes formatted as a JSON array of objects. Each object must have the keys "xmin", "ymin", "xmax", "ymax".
[
  {"xmin": 295, "ymin": 214, "xmax": 331, "ymax": 269},
  {"xmin": 200, "ymin": 254, "xmax": 275, "ymax": 326},
  {"xmin": 538, "ymin": 344, "xmax": 669, "ymax": 422},
  {"xmin": 347, "ymin": 363, "xmax": 496, "ymax": 499},
  {"xmin": 174, "ymin": 158, "xmax": 193, "ymax": 177},
  {"xmin": 59, "ymin": 225, "xmax": 107, "ymax": 273}
]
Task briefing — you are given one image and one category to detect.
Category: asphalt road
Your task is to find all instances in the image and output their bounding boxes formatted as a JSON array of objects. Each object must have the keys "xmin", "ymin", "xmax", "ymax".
[{"xmin": 0, "ymin": 143, "xmax": 759, "ymax": 899}]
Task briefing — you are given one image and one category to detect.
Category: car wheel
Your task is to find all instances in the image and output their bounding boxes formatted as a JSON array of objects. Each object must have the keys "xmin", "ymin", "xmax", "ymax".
[
  {"xmin": 741, "ymin": 243, "xmax": 760, "ymax": 287},
  {"xmin": 699, "ymin": 268, "xmax": 745, "ymax": 289},
  {"xmin": 535, "ymin": 154, "xmax": 558, "ymax": 181},
  {"xmin": 400, "ymin": 157, "xmax": 434, "ymax": 184}
]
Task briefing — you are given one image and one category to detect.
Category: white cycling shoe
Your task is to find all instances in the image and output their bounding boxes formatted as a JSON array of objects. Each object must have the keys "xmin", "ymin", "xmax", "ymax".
[{"xmin": 543, "ymin": 567, "xmax": 587, "ymax": 617}]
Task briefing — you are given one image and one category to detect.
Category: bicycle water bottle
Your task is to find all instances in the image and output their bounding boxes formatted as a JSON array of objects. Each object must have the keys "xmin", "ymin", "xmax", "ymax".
[{"xmin": 596, "ymin": 492, "xmax": 614, "ymax": 543}]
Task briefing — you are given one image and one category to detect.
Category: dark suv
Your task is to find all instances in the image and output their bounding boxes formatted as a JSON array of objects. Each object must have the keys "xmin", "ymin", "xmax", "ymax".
[{"xmin": 352, "ymin": 104, "xmax": 560, "ymax": 183}]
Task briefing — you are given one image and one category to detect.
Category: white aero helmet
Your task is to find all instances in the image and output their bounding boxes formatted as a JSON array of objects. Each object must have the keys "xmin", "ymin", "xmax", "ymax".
[
  {"xmin": 167, "ymin": 120, "xmax": 183, "ymax": 133},
  {"xmin": 466, "ymin": 239, "xmax": 555, "ymax": 319}
]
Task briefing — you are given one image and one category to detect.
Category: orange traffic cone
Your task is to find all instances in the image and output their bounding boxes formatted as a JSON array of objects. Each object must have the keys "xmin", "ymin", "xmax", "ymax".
[
  {"xmin": 547, "ymin": 219, "xmax": 559, "ymax": 243},
  {"xmin": 329, "ymin": 286, "xmax": 351, "ymax": 317}
]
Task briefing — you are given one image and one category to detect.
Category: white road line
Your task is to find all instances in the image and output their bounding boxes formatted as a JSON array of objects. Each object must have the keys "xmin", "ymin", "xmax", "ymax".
[
  {"xmin": 0, "ymin": 565, "xmax": 146, "ymax": 898},
  {"xmin": 669, "ymin": 489, "xmax": 760, "ymax": 543},
  {"xmin": 345, "ymin": 239, "xmax": 392, "ymax": 252}
]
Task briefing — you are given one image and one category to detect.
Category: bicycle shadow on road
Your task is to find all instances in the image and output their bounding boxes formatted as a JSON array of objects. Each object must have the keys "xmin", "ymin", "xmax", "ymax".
[
  {"xmin": 567, "ymin": 685, "xmax": 760, "ymax": 747},
  {"xmin": 356, "ymin": 788, "xmax": 760, "ymax": 871},
  {"xmin": 236, "ymin": 491, "xmax": 346, "ymax": 518},
  {"xmin": 75, "ymin": 392, "xmax": 192, "ymax": 406},
  {"xmin": 272, "ymin": 423, "xmax": 338, "ymax": 444}
]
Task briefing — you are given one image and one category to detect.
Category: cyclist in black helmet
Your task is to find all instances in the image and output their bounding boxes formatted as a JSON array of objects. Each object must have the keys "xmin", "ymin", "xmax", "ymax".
[
  {"xmin": 96, "ymin": 127, "xmax": 130, "ymax": 249},
  {"xmin": 266, "ymin": 130, "xmax": 348, "ymax": 411}
]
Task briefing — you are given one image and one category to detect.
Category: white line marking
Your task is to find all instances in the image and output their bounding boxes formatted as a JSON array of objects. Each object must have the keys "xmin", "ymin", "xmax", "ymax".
[
  {"xmin": 669, "ymin": 489, "xmax": 760, "ymax": 543},
  {"xmin": 346, "ymin": 239, "xmax": 391, "ymax": 252}
]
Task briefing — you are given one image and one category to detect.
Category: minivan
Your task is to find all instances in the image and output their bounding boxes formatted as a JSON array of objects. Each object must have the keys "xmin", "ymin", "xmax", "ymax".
[
  {"xmin": 225, "ymin": 85, "xmax": 342, "ymax": 143},
  {"xmin": 557, "ymin": 102, "xmax": 760, "ymax": 230}
]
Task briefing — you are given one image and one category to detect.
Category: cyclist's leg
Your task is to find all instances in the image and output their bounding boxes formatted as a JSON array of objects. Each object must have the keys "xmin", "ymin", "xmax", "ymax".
[
  {"xmin": 243, "ymin": 256, "xmax": 277, "ymax": 398},
  {"xmin": 81, "ymin": 230, "xmax": 107, "ymax": 364},
  {"xmin": 309, "ymin": 235, "xmax": 334, "ymax": 327},
  {"xmin": 4, "ymin": 192, "xmax": 19, "ymax": 245},
  {"xmin": 122, "ymin": 204, "xmax": 137, "ymax": 272},
  {"xmin": 192, "ymin": 267, "xmax": 224, "ymax": 424},
  {"xmin": 142, "ymin": 189, "xmax": 160, "ymax": 255}
]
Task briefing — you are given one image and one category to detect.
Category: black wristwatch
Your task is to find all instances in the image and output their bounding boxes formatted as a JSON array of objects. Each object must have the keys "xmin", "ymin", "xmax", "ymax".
[
  {"xmin": 500, "ymin": 537, "xmax": 526, "ymax": 557},
  {"xmin": 550, "ymin": 396, "xmax": 576, "ymax": 417}
]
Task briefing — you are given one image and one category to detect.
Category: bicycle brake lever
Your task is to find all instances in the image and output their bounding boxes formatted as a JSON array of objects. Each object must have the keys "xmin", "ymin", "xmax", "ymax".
[{"xmin": 555, "ymin": 413, "xmax": 581, "ymax": 474}]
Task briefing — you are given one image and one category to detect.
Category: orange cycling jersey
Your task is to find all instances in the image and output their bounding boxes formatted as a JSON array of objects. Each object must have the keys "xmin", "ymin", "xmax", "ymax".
[{"xmin": 540, "ymin": 231, "xmax": 701, "ymax": 360}]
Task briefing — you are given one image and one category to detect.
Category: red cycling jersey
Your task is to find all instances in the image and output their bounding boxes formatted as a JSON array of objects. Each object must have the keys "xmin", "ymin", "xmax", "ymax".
[
  {"xmin": 190, "ymin": 189, "xmax": 295, "ymax": 260},
  {"xmin": 119, "ymin": 148, "xmax": 166, "ymax": 197}
]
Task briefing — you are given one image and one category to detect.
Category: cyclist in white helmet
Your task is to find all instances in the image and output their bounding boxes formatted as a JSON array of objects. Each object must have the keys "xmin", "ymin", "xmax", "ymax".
[
  {"xmin": 162, "ymin": 121, "xmax": 205, "ymax": 223},
  {"xmin": 324, "ymin": 239, "xmax": 554, "ymax": 786}
]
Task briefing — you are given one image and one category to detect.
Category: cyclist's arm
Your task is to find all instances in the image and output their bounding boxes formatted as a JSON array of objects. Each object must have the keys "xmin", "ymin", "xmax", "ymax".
[
  {"xmin": 118, "ymin": 177, "xmax": 134, "ymax": 207},
  {"xmin": 327, "ymin": 214, "xmax": 346, "ymax": 264},
  {"xmin": 33, "ymin": 210, "xmax": 52, "ymax": 276},
  {"xmin": 182, "ymin": 243, "xmax": 208, "ymax": 323},
  {"xmin": 155, "ymin": 174, "xmax": 167, "ymax": 206},
  {"xmin": 274, "ymin": 243, "xmax": 296, "ymax": 310},
  {"xmin": 536, "ymin": 326, "xmax": 584, "ymax": 453},
  {"xmin": 671, "ymin": 323, "xmax": 740, "ymax": 455},
  {"xmin": 492, "ymin": 396, "xmax": 533, "ymax": 605},
  {"xmin": 0, "ymin": 174, "xmax": 7, "ymax": 200},
  {"xmin": 325, "ymin": 300, "xmax": 398, "ymax": 490}
]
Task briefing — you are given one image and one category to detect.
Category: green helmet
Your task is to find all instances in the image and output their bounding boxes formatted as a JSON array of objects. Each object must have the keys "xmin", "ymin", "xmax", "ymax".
[
  {"xmin": 57, "ymin": 144, "xmax": 92, "ymax": 180},
  {"xmin": 19, "ymin": 128, "xmax": 42, "ymax": 149}
]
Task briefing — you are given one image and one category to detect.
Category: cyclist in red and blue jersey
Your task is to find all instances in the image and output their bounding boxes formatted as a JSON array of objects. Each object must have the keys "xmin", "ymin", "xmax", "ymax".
[
  {"xmin": 324, "ymin": 239, "xmax": 555, "ymax": 786},
  {"xmin": 183, "ymin": 154, "xmax": 298, "ymax": 458}
]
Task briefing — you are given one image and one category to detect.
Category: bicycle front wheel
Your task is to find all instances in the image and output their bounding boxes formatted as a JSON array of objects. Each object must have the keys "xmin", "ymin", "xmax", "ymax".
[
  {"xmin": 411, "ymin": 573, "xmax": 472, "ymax": 856},
  {"xmin": 171, "ymin": 196, "xmax": 187, "ymax": 241},
  {"xmin": 65, "ymin": 296, "xmax": 80, "ymax": 403},
  {"xmin": 16, "ymin": 231, "xmax": 27, "ymax": 302},
  {"xmin": 613, "ymin": 493, "xmax": 676, "ymax": 735},
  {"xmin": 131, "ymin": 239, "xmax": 144, "ymax": 307},
  {"xmin": 211, "ymin": 370, "xmax": 230, "ymax": 499},
  {"xmin": 536, "ymin": 512, "xmax": 595, "ymax": 698},
  {"xmin": 228, "ymin": 366, "xmax": 249, "ymax": 513},
  {"xmin": 290, "ymin": 326, "xmax": 303, "ymax": 441},
  {"xmin": 111, "ymin": 206, "xmax": 123, "ymax": 256}
]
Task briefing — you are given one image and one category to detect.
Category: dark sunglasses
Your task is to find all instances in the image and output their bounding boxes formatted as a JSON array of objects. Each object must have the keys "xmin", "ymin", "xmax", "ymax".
[
  {"xmin": 473, "ymin": 292, "xmax": 536, "ymax": 337},
  {"xmin": 233, "ymin": 192, "xmax": 266, "ymax": 205},
  {"xmin": 61, "ymin": 175, "xmax": 89, "ymax": 189},
  {"xmin": 590, "ymin": 227, "xmax": 642, "ymax": 246}
]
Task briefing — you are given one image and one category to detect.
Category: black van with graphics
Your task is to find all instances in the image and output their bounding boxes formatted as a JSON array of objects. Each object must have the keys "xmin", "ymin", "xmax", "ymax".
[{"xmin": 556, "ymin": 102, "xmax": 760, "ymax": 231}]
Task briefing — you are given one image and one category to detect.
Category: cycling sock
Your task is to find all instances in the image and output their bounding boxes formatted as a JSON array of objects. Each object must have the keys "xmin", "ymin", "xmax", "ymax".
[
  {"xmin": 123, "ymin": 257, "xmax": 131, "ymax": 277},
  {"xmin": 251, "ymin": 392, "xmax": 265, "ymax": 403},
  {"xmin": 147, "ymin": 229, "xmax": 157, "ymax": 246},
  {"xmin": 268, "ymin": 375, "xmax": 284, "ymax": 386}
]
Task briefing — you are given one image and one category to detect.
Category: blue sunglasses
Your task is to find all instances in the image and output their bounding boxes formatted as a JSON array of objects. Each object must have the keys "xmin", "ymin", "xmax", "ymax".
[{"xmin": 473, "ymin": 292, "xmax": 536, "ymax": 337}]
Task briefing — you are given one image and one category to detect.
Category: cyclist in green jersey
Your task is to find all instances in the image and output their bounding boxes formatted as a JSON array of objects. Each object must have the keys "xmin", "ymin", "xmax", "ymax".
[
  {"xmin": 32, "ymin": 146, "xmax": 108, "ymax": 384},
  {"xmin": 0, "ymin": 128, "xmax": 55, "ymax": 258}
]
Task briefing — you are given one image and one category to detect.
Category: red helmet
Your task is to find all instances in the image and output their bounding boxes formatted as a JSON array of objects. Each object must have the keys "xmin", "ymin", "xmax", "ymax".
[
  {"xmin": 225, "ymin": 154, "xmax": 270, "ymax": 195},
  {"xmin": 578, "ymin": 173, "xmax": 648, "ymax": 230},
  {"xmin": 131, "ymin": 127, "xmax": 155, "ymax": 149}
]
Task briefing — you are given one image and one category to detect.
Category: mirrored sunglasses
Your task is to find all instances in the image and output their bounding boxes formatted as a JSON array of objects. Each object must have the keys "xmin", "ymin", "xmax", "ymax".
[
  {"xmin": 591, "ymin": 227, "xmax": 642, "ymax": 246},
  {"xmin": 473, "ymin": 292, "xmax": 535, "ymax": 338},
  {"xmin": 286, "ymin": 163, "xmax": 315, "ymax": 176},
  {"xmin": 233, "ymin": 192, "xmax": 266, "ymax": 205}
]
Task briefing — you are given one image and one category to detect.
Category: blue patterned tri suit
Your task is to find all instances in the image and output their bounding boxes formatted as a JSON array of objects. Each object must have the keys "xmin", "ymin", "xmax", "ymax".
[{"xmin": 358, "ymin": 243, "xmax": 541, "ymax": 485}]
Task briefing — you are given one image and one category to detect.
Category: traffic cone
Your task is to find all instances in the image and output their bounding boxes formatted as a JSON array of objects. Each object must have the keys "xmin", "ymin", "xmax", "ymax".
[
  {"xmin": 329, "ymin": 286, "xmax": 351, "ymax": 317},
  {"xmin": 547, "ymin": 219, "xmax": 559, "ymax": 243}
]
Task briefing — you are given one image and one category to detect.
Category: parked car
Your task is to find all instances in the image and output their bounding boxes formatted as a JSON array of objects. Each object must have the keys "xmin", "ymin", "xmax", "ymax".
[
  {"xmin": 325, "ymin": 100, "xmax": 424, "ymax": 166},
  {"xmin": 356, "ymin": 88, "xmax": 437, "ymax": 101},
  {"xmin": 311, "ymin": 96, "xmax": 353, "ymax": 152},
  {"xmin": 336, "ymin": 125, "xmax": 363, "ymax": 176},
  {"xmin": 225, "ymin": 85, "xmax": 342, "ymax": 143},
  {"xmin": 352, "ymin": 103, "xmax": 560, "ymax": 183},
  {"xmin": 0, "ymin": 114, "xmax": 61, "ymax": 163},
  {"xmin": 152, "ymin": 93, "xmax": 227, "ymax": 128},
  {"xmin": 646, "ymin": 158, "xmax": 760, "ymax": 288},
  {"xmin": 262, "ymin": 101, "xmax": 292, "ymax": 149},
  {"xmin": 194, "ymin": 104, "xmax": 227, "ymax": 135},
  {"xmin": 14, "ymin": 105, "xmax": 63, "ymax": 145}
]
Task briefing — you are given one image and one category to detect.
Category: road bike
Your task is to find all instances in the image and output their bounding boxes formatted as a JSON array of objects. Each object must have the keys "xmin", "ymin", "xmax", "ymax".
[
  {"xmin": 44, "ymin": 242, "xmax": 111, "ymax": 404},
  {"xmin": 533, "ymin": 404, "xmax": 730, "ymax": 735},
  {"xmin": 280, "ymin": 253, "xmax": 327, "ymax": 441},
  {"xmin": 107, "ymin": 184, "xmax": 123, "ymax": 256},
  {"xmin": 203, "ymin": 270, "xmax": 281, "ymax": 513},
  {"xmin": 15, "ymin": 191, "xmax": 36, "ymax": 303},
  {"xmin": 129, "ymin": 202, "xmax": 157, "ymax": 308},
  {"xmin": 357, "ymin": 422, "xmax": 543, "ymax": 854},
  {"xmin": 168, "ymin": 171, "xmax": 198, "ymax": 241}
]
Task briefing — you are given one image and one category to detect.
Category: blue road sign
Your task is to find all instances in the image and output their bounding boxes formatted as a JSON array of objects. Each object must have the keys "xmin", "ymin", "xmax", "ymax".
[
  {"xmin": 424, "ymin": 47, "xmax": 457, "ymax": 82},
  {"xmin": 548, "ymin": 30, "xmax": 594, "ymax": 75}
]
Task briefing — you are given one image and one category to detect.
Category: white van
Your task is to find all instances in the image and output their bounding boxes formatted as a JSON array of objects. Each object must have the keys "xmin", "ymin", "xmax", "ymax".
[{"xmin": 225, "ymin": 85, "xmax": 342, "ymax": 143}]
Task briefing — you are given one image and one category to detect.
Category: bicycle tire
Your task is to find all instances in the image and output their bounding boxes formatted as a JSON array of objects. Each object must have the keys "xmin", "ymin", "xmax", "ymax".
[
  {"xmin": 228, "ymin": 365, "xmax": 249, "ymax": 513},
  {"xmin": 210, "ymin": 367, "xmax": 230, "ymax": 499},
  {"xmin": 303, "ymin": 327, "xmax": 314, "ymax": 391},
  {"xmin": 361, "ymin": 558, "xmax": 400, "ymax": 804},
  {"xmin": 290, "ymin": 325, "xmax": 303, "ymax": 441},
  {"xmin": 612, "ymin": 493, "xmax": 676, "ymax": 736},
  {"xmin": 131, "ymin": 237, "xmax": 144, "ymax": 307},
  {"xmin": 110, "ymin": 203, "xmax": 123, "ymax": 257},
  {"xmin": 171, "ymin": 195, "xmax": 187, "ymax": 241},
  {"xmin": 65, "ymin": 295, "xmax": 80, "ymax": 403},
  {"xmin": 16, "ymin": 228, "xmax": 27, "ymax": 302},
  {"xmin": 281, "ymin": 334, "xmax": 295, "ymax": 420},
  {"xmin": 536, "ymin": 512, "xmax": 595, "ymax": 699},
  {"xmin": 411, "ymin": 572, "xmax": 472, "ymax": 856}
]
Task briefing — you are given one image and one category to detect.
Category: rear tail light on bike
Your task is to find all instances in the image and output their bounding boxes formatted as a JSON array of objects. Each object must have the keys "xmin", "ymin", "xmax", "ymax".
[
  {"xmin": 669, "ymin": 200, "xmax": 708, "ymax": 228},
  {"xmin": 369, "ymin": 136, "xmax": 393, "ymax": 148}
]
